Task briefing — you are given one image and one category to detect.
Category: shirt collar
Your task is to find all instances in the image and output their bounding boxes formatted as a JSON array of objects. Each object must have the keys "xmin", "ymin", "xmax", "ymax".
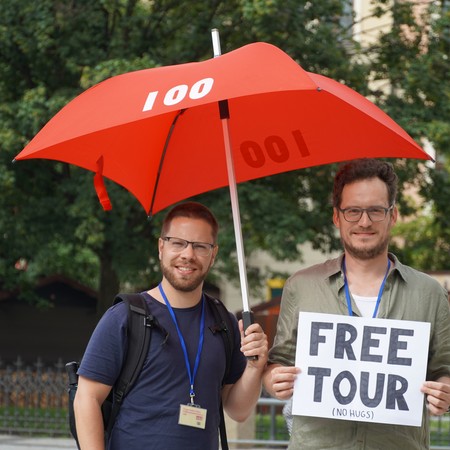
[
  {"xmin": 325, "ymin": 252, "xmax": 407, "ymax": 282},
  {"xmin": 387, "ymin": 252, "xmax": 407, "ymax": 282}
]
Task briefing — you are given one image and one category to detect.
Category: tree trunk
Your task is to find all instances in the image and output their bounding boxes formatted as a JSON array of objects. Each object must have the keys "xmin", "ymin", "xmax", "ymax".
[{"xmin": 97, "ymin": 252, "xmax": 120, "ymax": 316}]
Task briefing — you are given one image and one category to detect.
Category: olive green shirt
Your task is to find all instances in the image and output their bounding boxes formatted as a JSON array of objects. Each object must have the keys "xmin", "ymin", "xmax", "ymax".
[{"xmin": 268, "ymin": 253, "xmax": 450, "ymax": 450}]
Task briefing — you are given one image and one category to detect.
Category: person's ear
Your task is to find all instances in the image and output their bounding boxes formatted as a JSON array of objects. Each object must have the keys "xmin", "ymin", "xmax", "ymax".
[
  {"xmin": 210, "ymin": 245, "xmax": 218, "ymax": 265},
  {"xmin": 333, "ymin": 207, "xmax": 340, "ymax": 228},
  {"xmin": 391, "ymin": 205, "xmax": 398, "ymax": 225},
  {"xmin": 158, "ymin": 237, "xmax": 164, "ymax": 260}
]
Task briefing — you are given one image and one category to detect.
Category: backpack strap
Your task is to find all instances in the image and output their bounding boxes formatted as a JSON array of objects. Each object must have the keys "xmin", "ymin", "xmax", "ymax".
[
  {"xmin": 205, "ymin": 293, "xmax": 234, "ymax": 450},
  {"xmin": 104, "ymin": 293, "xmax": 166, "ymax": 441},
  {"xmin": 206, "ymin": 294, "xmax": 234, "ymax": 382}
]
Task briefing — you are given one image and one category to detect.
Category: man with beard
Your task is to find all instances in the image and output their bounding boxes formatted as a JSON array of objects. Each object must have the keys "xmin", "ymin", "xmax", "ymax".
[
  {"xmin": 75, "ymin": 202, "xmax": 268, "ymax": 450},
  {"xmin": 263, "ymin": 158, "xmax": 450, "ymax": 449}
]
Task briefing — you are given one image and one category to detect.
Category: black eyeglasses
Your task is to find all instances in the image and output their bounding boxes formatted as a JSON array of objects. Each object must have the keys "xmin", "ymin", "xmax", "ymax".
[
  {"xmin": 161, "ymin": 237, "xmax": 215, "ymax": 257},
  {"xmin": 338, "ymin": 205, "xmax": 394, "ymax": 223}
]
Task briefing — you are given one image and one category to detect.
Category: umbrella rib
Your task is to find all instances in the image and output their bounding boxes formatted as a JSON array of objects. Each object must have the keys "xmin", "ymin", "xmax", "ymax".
[{"xmin": 149, "ymin": 109, "xmax": 186, "ymax": 217}]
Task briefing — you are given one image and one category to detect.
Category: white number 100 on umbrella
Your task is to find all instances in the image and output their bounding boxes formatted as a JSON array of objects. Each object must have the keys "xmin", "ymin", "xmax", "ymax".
[{"xmin": 142, "ymin": 78, "xmax": 214, "ymax": 112}]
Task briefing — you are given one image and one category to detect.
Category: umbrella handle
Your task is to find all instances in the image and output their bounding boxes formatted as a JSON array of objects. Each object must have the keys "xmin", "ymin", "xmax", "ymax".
[
  {"xmin": 242, "ymin": 310, "xmax": 258, "ymax": 361},
  {"xmin": 242, "ymin": 310, "xmax": 254, "ymax": 332}
]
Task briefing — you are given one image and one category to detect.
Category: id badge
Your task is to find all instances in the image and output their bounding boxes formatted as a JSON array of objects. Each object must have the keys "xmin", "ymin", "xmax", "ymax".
[{"xmin": 178, "ymin": 404, "xmax": 207, "ymax": 429}]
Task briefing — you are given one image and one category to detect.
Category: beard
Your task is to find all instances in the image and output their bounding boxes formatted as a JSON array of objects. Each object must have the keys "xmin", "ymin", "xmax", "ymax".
[
  {"xmin": 342, "ymin": 233, "xmax": 390, "ymax": 260},
  {"xmin": 160, "ymin": 260, "xmax": 210, "ymax": 292}
]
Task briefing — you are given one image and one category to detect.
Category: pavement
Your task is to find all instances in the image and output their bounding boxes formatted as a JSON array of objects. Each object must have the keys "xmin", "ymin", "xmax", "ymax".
[
  {"xmin": 0, "ymin": 435, "xmax": 285, "ymax": 449},
  {"xmin": 0, "ymin": 435, "xmax": 78, "ymax": 450}
]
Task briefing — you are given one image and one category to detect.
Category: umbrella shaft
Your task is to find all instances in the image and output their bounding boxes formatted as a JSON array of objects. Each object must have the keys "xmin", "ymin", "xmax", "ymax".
[{"xmin": 221, "ymin": 117, "xmax": 251, "ymax": 313}]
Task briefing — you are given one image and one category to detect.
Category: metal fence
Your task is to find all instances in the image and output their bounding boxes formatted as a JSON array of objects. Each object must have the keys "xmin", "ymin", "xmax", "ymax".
[
  {"xmin": 0, "ymin": 357, "xmax": 449, "ymax": 449},
  {"xmin": 0, "ymin": 357, "xmax": 68, "ymax": 436},
  {"xmin": 229, "ymin": 397, "xmax": 290, "ymax": 448}
]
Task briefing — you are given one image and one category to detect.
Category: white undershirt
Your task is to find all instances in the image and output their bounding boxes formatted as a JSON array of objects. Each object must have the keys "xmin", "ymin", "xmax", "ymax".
[{"xmin": 352, "ymin": 294, "xmax": 378, "ymax": 318}]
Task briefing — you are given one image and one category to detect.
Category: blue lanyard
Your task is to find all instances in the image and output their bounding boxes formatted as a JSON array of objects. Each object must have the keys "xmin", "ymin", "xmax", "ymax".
[
  {"xmin": 342, "ymin": 258, "xmax": 391, "ymax": 318},
  {"xmin": 158, "ymin": 283, "xmax": 205, "ymax": 405}
]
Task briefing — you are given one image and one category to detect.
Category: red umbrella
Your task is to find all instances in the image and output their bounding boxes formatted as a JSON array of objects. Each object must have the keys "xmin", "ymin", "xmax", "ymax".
[{"xmin": 14, "ymin": 33, "xmax": 432, "ymax": 326}]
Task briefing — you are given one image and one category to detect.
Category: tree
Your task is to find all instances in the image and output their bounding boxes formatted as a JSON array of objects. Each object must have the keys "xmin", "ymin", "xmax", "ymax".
[
  {"xmin": 1, "ymin": 0, "xmax": 445, "ymax": 314},
  {"xmin": 0, "ymin": 0, "xmax": 161, "ymax": 311},
  {"xmin": 367, "ymin": 0, "xmax": 450, "ymax": 268}
]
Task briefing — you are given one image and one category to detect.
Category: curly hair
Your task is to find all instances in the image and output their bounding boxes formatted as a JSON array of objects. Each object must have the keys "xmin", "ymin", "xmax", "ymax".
[{"xmin": 332, "ymin": 158, "xmax": 398, "ymax": 208}]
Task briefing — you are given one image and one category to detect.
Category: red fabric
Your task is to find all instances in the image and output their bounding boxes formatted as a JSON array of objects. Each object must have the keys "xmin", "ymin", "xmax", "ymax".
[
  {"xmin": 15, "ymin": 42, "xmax": 430, "ymax": 214},
  {"xmin": 93, "ymin": 156, "xmax": 112, "ymax": 211}
]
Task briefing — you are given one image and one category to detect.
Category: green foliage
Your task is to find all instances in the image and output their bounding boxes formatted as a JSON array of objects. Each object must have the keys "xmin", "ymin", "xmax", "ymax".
[
  {"xmin": 368, "ymin": 0, "xmax": 450, "ymax": 271},
  {"xmin": 255, "ymin": 412, "xmax": 289, "ymax": 441},
  {"xmin": 0, "ymin": 0, "xmax": 447, "ymax": 312}
]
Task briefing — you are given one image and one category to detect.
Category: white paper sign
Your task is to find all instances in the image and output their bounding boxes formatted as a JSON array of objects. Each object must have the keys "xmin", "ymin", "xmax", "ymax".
[{"xmin": 292, "ymin": 312, "xmax": 430, "ymax": 427}]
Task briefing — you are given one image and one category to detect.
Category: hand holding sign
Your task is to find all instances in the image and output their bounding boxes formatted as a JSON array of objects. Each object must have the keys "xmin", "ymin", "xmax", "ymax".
[
  {"xmin": 293, "ymin": 312, "xmax": 430, "ymax": 427},
  {"xmin": 421, "ymin": 378, "xmax": 450, "ymax": 416},
  {"xmin": 265, "ymin": 365, "xmax": 300, "ymax": 400}
]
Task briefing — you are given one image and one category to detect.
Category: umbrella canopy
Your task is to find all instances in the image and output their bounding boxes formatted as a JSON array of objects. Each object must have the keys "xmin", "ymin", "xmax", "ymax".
[
  {"xmin": 15, "ymin": 42, "xmax": 431, "ymax": 216},
  {"xmin": 15, "ymin": 40, "xmax": 432, "ymax": 320}
]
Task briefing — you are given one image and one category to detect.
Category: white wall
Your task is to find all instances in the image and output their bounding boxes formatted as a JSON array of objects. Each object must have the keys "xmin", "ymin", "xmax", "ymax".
[{"xmin": 218, "ymin": 243, "xmax": 340, "ymax": 313}]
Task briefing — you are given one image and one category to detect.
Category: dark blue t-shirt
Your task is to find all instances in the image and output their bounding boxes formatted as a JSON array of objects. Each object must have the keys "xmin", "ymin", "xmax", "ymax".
[{"xmin": 78, "ymin": 293, "xmax": 247, "ymax": 450}]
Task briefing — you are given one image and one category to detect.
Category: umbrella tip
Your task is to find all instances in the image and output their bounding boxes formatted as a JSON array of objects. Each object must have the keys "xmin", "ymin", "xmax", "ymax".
[
  {"xmin": 211, "ymin": 28, "xmax": 221, "ymax": 57},
  {"xmin": 147, "ymin": 213, "xmax": 153, "ymax": 222},
  {"xmin": 12, "ymin": 158, "xmax": 16, "ymax": 164}
]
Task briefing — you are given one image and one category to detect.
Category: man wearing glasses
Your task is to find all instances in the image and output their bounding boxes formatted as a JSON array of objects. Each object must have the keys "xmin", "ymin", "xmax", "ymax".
[
  {"xmin": 75, "ymin": 201, "xmax": 268, "ymax": 450},
  {"xmin": 263, "ymin": 158, "xmax": 450, "ymax": 449}
]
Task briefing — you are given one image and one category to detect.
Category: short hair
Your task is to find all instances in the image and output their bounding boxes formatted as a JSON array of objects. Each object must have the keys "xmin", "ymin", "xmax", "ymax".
[
  {"xmin": 161, "ymin": 202, "xmax": 219, "ymax": 243},
  {"xmin": 332, "ymin": 158, "xmax": 398, "ymax": 208}
]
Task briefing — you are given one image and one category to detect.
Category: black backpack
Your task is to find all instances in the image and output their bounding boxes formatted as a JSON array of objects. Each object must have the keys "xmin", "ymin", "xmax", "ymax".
[{"xmin": 66, "ymin": 292, "xmax": 234, "ymax": 449}]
